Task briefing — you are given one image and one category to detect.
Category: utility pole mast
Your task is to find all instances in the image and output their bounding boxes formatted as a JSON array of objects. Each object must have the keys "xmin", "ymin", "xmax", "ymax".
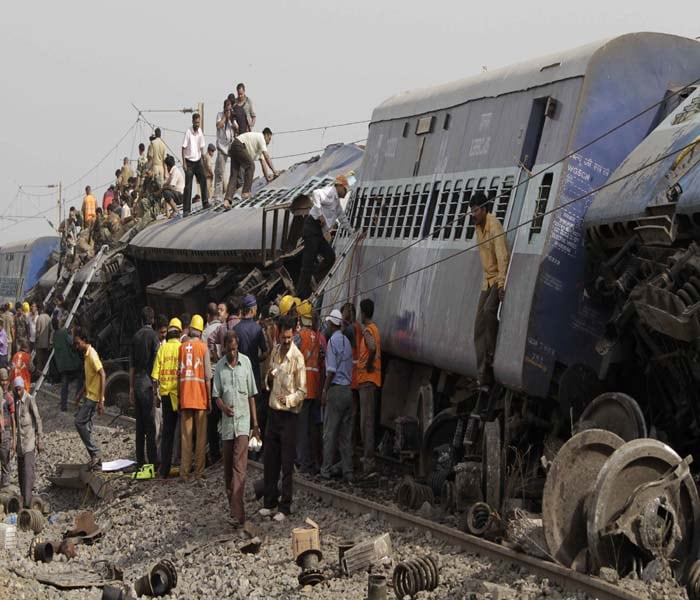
[{"xmin": 57, "ymin": 181, "xmax": 62, "ymax": 230}]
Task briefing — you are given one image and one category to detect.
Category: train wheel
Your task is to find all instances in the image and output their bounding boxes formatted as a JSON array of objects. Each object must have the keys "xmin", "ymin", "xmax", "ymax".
[
  {"xmin": 587, "ymin": 439, "xmax": 700, "ymax": 582},
  {"xmin": 481, "ymin": 420, "xmax": 502, "ymax": 513},
  {"xmin": 577, "ymin": 392, "xmax": 647, "ymax": 441},
  {"xmin": 104, "ymin": 370, "xmax": 130, "ymax": 409},
  {"xmin": 542, "ymin": 429, "xmax": 624, "ymax": 567}
]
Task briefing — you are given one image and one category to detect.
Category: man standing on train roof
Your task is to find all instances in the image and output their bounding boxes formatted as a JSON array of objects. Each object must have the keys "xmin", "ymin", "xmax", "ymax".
[
  {"xmin": 82, "ymin": 185, "xmax": 97, "ymax": 227},
  {"xmin": 147, "ymin": 128, "xmax": 168, "ymax": 186},
  {"xmin": 181, "ymin": 112, "xmax": 210, "ymax": 216},
  {"xmin": 296, "ymin": 175, "xmax": 357, "ymax": 300},
  {"xmin": 469, "ymin": 192, "xmax": 510, "ymax": 390},
  {"xmin": 223, "ymin": 128, "xmax": 278, "ymax": 207}
]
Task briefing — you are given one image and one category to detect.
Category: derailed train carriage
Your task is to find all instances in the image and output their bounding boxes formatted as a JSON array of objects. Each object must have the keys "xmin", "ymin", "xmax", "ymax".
[{"xmin": 328, "ymin": 32, "xmax": 700, "ymax": 584}]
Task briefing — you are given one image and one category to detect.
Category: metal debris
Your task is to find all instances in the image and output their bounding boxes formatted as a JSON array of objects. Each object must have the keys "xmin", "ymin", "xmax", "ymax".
[
  {"xmin": 342, "ymin": 533, "xmax": 392, "ymax": 575},
  {"xmin": 134, "ymin": 559, "xmax": 178, "ymax": 597},
  {"xmin": 367, "ymin": 573, "xmax": 388, "ymax": 600},
  {"xmin": 49, "ymin": 463, "xmax": 114, "ymax": 501},
  {"xmin": 395, "ymin": 477, "xmax": 434, "ymax": 510},
  {"xmin": 465, "ymin": 502, "xmax": 492, "ymax": 537},
  {"xmin": 293, "ymin": 518, "xmax": 324, "ymax": 587},
  {"xmin": 64, "ymin": 510, "xmax": 103, "ymax": 545},
  {"xmin": 392, "ymin": 555, "xmax": 440, "ymax": 598},
  {"xmin": 29, "ymin": 538, "xmax": 56, "ymax": 563},
  {"xmin": 18, "ymin": 509, "xmax": 45, "ymax": 533}
]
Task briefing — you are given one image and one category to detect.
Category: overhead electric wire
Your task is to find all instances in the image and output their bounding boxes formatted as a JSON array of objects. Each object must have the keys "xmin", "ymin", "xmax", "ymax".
[
  {"xmin": 320, "ymin": 75, "xmax": 700, "ymax": 298},
  {"xmin": 319, "ymin": 137, "xmax": 699, "ymax": 312}
]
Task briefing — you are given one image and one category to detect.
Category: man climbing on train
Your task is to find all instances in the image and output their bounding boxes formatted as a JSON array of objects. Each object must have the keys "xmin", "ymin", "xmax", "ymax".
[
  {"xmin": 296, "ymin": 175, "xmax": 357, "ymax": 299},
  {"xmin": 469, "ymin": 192, "xmax": 510, "ymax": 390}
]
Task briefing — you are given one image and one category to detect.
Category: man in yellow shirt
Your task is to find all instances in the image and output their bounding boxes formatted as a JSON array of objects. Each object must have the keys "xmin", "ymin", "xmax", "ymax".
[
  {"xmin": 469, "ymin": 192, "xmax": 510, "ymax": 389},
  {"xmin": 72, "ymin": 326, "xmax": 106, "ymax": 470},
  {"xmin": 151, "ymin": 318, "xmax": 182, "ymax": 478}
]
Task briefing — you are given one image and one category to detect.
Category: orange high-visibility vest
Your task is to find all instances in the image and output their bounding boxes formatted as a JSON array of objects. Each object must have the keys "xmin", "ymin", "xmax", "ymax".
[
  {"xmin": 298, "ymin": 328, "xmax": 321, "ymax": 400},
  {"xmin": 178, "ymin": 338, "xmax": 208, "ymax": 410},
  {"xmin": 11, "ymin": 351, "xmax": 32, "ymax": 390},
  {"xmin": 83, "ymin": 194, "xmax": 97, "ymax": 226},
  {"xmin": 358, "ymin": 322, "xmax": 381, "ymax": 388}
]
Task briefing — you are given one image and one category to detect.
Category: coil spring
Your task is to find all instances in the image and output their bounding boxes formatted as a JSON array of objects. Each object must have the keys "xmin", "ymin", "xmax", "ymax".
[
  {"xmin": 392, "ymin": 555, "xmax": 439, "ymax": 598},
  {"xmin": 395, "ymin": 479, "xmax": 434, "ymax": 510},
  {"xmin": 427, "ymin": 469, "xmax": 450, "ymax": 498},
  {"xmin": 465, "ymin": 502, "xmax": 491, "ymax": 536},
  {"xmin": 688, "ymin": 560, "xmax": 700, "ymax": 600},
  {"xmin": 18, "ymin": 509, "xmax": 45, "ymax": 533},
  {"xmin": 440, "ymin": 480, "xmax": 455, "ymax": 513},
  {"xmin": 677, "ymin": 277, "xmax": 700, "ymax": 307}
]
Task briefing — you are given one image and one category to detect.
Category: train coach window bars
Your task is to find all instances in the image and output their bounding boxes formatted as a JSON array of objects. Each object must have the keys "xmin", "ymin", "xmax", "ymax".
[{"xmin": 529, "ymin": 172, "xmax": 554, "ymax": 240}]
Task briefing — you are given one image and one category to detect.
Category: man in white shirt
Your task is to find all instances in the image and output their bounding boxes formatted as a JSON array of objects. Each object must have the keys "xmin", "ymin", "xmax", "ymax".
[
  {"xmin": 223, "ymin": 128, "xmax": 279, "ymax": 207},
  {"xmin": 296, "ymin": 175, "xmax": 356, "ymax": 299},
  {"xmin": 162, "ymin": 155, "xmax": 185, "ymax": 218},
  {"xmin": 181, "ymin": 113, "xmax": 209, "ymax": 216}
]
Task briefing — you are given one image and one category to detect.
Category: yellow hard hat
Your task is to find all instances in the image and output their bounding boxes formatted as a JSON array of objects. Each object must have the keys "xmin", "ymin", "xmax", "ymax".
[
  {"xmin": 22, "ymin": 302, "xmax": 30, "ymax": 313},
  {"xmin": 297, "ymin": 300, "xmax": 313, "ymax": 320},
  {"xmin": 8, "ymin": 302, "xmax": 13, "ymax": 310},
  {"xmin": 190, "ymin": 314, "xmax": 204, "ymax": 332},
  {"xmin": 168, "ymin": 317, "xmax": 182, "ymax": 331},
  {"xmin": 279, "ymin": 295, "xmax": 295, "ymax": 316}
]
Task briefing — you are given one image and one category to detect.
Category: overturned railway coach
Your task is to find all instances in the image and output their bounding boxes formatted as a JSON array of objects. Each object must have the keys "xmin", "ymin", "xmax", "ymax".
[{"xmin": 330, "ymin": 33, "xmax": 700, "ymax": 468}]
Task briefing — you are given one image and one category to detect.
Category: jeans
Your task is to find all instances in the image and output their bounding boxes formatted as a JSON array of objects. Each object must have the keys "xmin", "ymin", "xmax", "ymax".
[
  {"xmin": 359, "ymin": 382, "xmax": 378, "ymax": 470},
  {"xmin": 134, "ymin": 373, "xmax": 158, "ymax": 466},
  {"xmin": 207, "ymin": 401, "xmax": 222, "ymax": 464},
  {"xmin": 321, "ymin": 385, "xmax": 353, "ymax": 478},
  {"xmin": 17, "ymin": 450, "xmax": 35, "ymax": 508},
  {"xmin": 297, "ymin": 216, "xmax": 335, "ymax": 299},
  {"xmin": 183, "ymin": 158, "xmax": 209, "ymax": 215},
  {"xmin": 223, "ymin": 435, "xmax": 249, "ymax": 522},
  {"xmin": 75, "ymin": 398, "xmax": 101, "ymax": 459},
  {"xmin": 159, "ymin": 396, "xmax": 178, "ymax": 478},
  {"xmin": 225, "ymin": 139, "xmax": 254, "ymax": 199},
  {"xmin": 263, "ymin": 409, "xmax": 298, "ymax": 514},
  {"xmin": 296, "ymin": 397, "xmax": 319, "ymax": 472},
  {"xmin": 214, "ymin": 150, "xmax": 229, "ymax": 198}
]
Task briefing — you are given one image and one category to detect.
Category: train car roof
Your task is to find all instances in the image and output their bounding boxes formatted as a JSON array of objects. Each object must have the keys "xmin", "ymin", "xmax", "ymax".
[
  {"xmin": 0, "ymin": 235, "xmax": 59, "ymax": 252},
  {"xmin": 128, "ymin": 142, "xmax": 364, "ymax": 256},
  {"xmin": 371, "ymin": 32, "xmax": 697, "ymax": 123}
]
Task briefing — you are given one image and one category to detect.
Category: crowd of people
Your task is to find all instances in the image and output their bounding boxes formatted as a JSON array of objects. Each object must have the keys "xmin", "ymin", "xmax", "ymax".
[{"xmin": 0, "ymin": 291, "xmax": 383, "ymax": 528}]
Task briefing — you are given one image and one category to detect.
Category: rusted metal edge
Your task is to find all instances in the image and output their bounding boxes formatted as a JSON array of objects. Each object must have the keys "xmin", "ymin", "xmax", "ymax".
[{"xmin": 247, "ymin": 461, "xmax": 637, "ymax": 600}]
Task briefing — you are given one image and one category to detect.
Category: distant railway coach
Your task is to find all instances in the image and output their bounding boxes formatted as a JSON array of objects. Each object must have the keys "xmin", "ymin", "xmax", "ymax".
[{"xmin": 0, "ymin": 236, "xmax": 59, "ymax": 305}]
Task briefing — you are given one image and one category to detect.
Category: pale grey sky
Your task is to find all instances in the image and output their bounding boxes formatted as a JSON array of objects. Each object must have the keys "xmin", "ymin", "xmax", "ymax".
[{"xmin": 0, "ymin": 0, "xmax": 698, "ymax": 242}]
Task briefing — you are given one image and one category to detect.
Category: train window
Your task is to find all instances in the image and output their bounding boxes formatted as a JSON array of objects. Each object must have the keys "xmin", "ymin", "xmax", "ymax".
[
  {"xmin": 370, "ymin": 187, "xmax": 384, "ymax": 238},
  {"xmin": 404, "ymin": 184, "xmax": 420, "ymax": 238},
  {"xmin": 365, "ymin": 187, "xmax": 378, "ymax": 235},
  {"xmin": 414, "ymin": 183, "xmax": 431, "ymax": 238},
  {"xmin": 433, "ymin": 181, "xmax": 451, "ymax": 239},
  {"xmin": 378, "ymin": 186, "xmax": 392, "ymax": 238},
  {"xmin": 395, "ymin": 186, "xmax": 410, "ymax": 239},
  {"xmin": 495, "ymin": 175, "xmax": 515, "ymax": 224},
  {"xmin": 476, "ymin": 177, "xmax": 487, "ymax": 191},
  {"xmin": 444, "ymin": 179, "xmax": 462, "ymax": 240},
  {"xmin": 402, "ymin": 122, "xmax": 410, "ymax": 138},
  {"xmin": 353, "ymin": 187, "xmax": 368, "ymax": 230},
  {"xmin": 488, "ymin": 177, "xmax": 500, "ymax": 215},
  {"xmin": 386, "ymin": 186, "xmax": 400, "ymax": 238},
  {"xmin": 443, "ymin": 113, "xmax": 451, "ymax": 131},
  {"xmin": 529, "ymin": 173, "xmax": 554, "ymax": 240},
  {"xmin": 464, "ymin": 179, "xmax": 476, "ymax": 240}
]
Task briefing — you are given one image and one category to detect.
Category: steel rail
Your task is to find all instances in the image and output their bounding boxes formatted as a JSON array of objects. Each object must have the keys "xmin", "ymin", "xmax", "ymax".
[{"xmin": 248, "ymin": 461, "xmax": 637, "ymax": 600}]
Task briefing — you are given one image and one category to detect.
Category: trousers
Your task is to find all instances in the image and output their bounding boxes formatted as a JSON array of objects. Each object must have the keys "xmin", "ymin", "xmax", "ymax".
[
  {"xmin": 225, "ymin": 139, "xmax": 254, "ymax": 199},
  {"xmin": 159, "ymin": 396, "xmax": 178, "ymax": 478},
  {"xmin": 359, "ymin": 382, "xmax": 378, "ymax": 469},
  {"xmin": 296, "ymin": 397, "xmax": 319, "ymax": 472},
  {"xmin": 207, "ymin": 401, "xmax": 222, "ymax": 463},
  {"xmin": 75, "ymin": 398, "xmax": 101, "ymax": 459},
  {"xmin": 223, "ymin": 436, "xmax": 249, "ymax": 522},
  {"xmin": 134, "ymin": 373, "xmax": 158, "ymax": 466},
  {"xmin": 180, "ymin": 409, "xmax": 207, "ymax": 479},
  {"xmin": 321, "ymin": 385, "xmax": 353, "ymax": 479},
  {"xmin": 60, "ymin": 370, "xmax": 83, "ymax": 412},
  {"xmin": 214, "ymin": 150, "xmax": 229, "ymax": 197},
  {"xmin": 183, "ymin": 158, "xmax": 209, "ymax": 215},
  {"xmin": 474, "ymin": 285, "xmax": 500, "ymax": 385},
  {"xmin": 297, "ymin": 216, "xmax": 335, "ymax": 299},
  {"xmin": 17, "ymin": 450, "xmax": 35, "ymax": 508},
  {"xmin": 0, "ymin": 433, "xmax": 11, "ymax": 487},
  {"xmin": 263, "ymin": 409, "xmax": 297, "ymax": 514}
]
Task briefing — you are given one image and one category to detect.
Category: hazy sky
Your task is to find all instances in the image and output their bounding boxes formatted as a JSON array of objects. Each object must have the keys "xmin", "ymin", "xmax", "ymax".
[{"xmin": 1, "ymin": 1, "xmax": 698, "ymax": 243}]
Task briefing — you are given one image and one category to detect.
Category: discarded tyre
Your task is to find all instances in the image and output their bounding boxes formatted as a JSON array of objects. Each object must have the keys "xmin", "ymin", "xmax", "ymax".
[
  {"xmin": 393, "ymin": 555, "xmax": 439, "ymax": 598},
  {"xmin": 18, "ymin": 509, "xmax": 45, "ymax": 533}
]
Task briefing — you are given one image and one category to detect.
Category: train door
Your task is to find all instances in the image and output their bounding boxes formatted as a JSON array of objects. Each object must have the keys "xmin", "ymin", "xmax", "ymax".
[{"xmin": 505, "ymin": 97, "xmax": 554, "ymax": 246}]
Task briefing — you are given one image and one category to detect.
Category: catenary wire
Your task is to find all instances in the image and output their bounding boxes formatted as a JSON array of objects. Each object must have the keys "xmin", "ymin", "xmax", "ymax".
[
  {"xmin": 319, "ymin": 76, "xmax": 700, "ymax": 298},
  {"xmin": 318, "ymin": 137, "xmax": 699, "ymax": 312}
]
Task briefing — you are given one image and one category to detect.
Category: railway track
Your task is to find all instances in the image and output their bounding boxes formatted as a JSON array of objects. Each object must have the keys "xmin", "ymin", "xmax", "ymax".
[{"xmin": 248, "ymin": 461, "xmax": 638, "ymax": 600}]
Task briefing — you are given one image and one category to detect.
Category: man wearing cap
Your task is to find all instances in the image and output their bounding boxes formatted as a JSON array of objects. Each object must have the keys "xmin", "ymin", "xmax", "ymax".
[
  {"xmin": 129, "ymin": 307, "xmax": 160, "ymax": 469},
  {"xmin": 14, "ymin": 304, "xmax": 30, "ymax": 356},
  {"xmin": 223, "ymin": 128, "xmax": 279, "ymax": 207},
  {"xmin": 296, "ymin": 176, "xmax": 356, "ymax": 299},
  {"xmin": 213, "ymin": 329, "xmax": 260, "ymax": 526},
  {"xmin": 178, "ymin": 314, "xmax": 211, "ymax": 481},
  {"xmin": 0, "ymin": 368, "xmax": 16, "ymax": 488},
  {"xmin": 152, "ymin": 318, "xmax": 182, "ymax": 478},
  {"xmin": 181, "ymin": 113, "xmax": 210, "ymax": 216},
  {"xmin": 260, "ymin": 317, "xmax": 306, "ymax": 521},
  {"xmin": 320, "ymin": 309, "xmax": 354, "ymax": 482},
  {"xmin": 204, "ymin": 143, "xmax": 216, "ymax": 200},
  {"xmin": 13, "ymin": 375, "xmax": 42, "ymax": 507}
]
